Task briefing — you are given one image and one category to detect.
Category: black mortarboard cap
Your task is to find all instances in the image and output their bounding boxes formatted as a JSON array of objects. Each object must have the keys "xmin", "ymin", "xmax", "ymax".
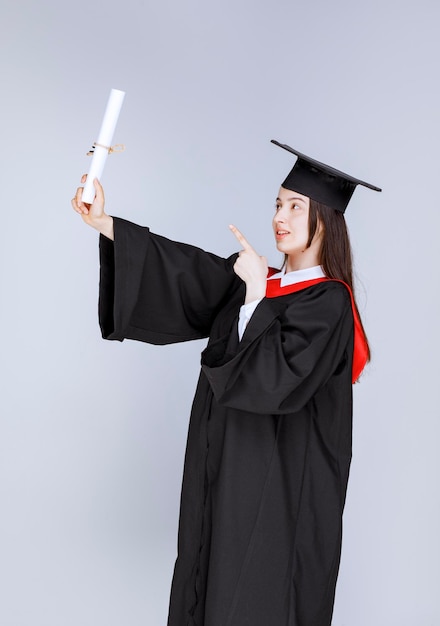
[{"xmin": 271, "ymin": 140, "xmax": 381, "ymax": 213}]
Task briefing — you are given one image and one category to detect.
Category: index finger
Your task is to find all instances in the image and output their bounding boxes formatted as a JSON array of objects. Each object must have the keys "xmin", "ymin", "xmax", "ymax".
[{"xmin": 229, "ymin": 224, "xmax": 254, "ymax": 252}]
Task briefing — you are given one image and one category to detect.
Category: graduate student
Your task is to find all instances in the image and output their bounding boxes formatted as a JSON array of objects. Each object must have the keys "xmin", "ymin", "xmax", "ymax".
[{"xmin": 72, "ymin": 140, "xmax": 381, "ymax": 626}]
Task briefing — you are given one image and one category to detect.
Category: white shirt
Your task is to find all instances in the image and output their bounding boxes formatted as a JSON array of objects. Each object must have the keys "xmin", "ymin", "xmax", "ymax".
[{"xmin": 237, "ymin": 265, "xmax": 326, "ymax": 340}]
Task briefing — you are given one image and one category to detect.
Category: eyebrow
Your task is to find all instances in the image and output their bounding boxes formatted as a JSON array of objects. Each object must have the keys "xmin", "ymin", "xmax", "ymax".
[{"xmin": 276, "ymin": 196, "xmax": 307, "ymax": 204}]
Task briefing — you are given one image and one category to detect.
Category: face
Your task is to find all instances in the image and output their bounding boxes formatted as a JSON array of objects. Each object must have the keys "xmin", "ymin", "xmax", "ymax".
[{"xmin": 272, "ymin": 187, "xmax": 323, "ymax": 269}]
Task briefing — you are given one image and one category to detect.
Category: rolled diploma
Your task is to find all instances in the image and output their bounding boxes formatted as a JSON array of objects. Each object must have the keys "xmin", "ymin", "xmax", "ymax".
[{"xmin": 82, "ymin": 88, "xmax": 126, "ymax": 204}]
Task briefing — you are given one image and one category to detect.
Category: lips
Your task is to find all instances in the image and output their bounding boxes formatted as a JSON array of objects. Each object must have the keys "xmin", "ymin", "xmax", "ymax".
[{"xmin": 275, "ymin": 230, "xmax": 290, "ymax": 240}]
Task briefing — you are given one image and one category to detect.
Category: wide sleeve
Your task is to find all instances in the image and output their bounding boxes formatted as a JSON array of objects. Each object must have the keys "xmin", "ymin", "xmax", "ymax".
[
  {"xmin": 99, "ymin": 217, "xmax": 240, "ymax": 344},
  {"xmin": 201, "ymin": 282, "xmax": 354, "ymax": 415}
]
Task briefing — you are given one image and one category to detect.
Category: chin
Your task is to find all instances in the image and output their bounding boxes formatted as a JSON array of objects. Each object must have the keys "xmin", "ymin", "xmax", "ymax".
[{"xmin": 276, "ymin": 242, "xmax": 294, "ymax": 254}]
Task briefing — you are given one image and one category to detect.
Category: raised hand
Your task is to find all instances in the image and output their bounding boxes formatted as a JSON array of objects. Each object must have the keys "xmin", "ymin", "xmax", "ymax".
[
  {"xmin": 229, "ymin": 225, "xmax": 268, "ymax": 303},
  {"xmin": 71, "ymin": 175, "xmax": 114, "ymax": 240}
]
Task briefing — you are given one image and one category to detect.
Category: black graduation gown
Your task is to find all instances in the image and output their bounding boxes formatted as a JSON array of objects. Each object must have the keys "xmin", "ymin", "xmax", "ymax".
[{"xmin": 99, "ymin": 217, "xmax": 355, "ymax": 626}]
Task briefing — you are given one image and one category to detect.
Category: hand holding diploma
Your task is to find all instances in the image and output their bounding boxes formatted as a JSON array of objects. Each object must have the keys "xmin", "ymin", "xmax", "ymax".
[
  {"xmin": 71, "ymin": 175, "xmax": 114, "ymax": 240},
  {"xmin": 70, "ymin": 87, "xmax": 125, "ymax": 240}
]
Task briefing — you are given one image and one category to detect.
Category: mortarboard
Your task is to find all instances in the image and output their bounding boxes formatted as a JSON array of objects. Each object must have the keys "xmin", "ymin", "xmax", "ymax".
[{"xmin": 271, "ymin": 140, "xmax": 381, "ymax": 213}]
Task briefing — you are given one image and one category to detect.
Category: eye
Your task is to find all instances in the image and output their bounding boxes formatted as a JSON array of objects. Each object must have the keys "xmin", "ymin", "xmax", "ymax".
[
  {"xmin": 275, "ymin": 203, "xmax": 281, "ymax": 212},
  {"xmin": 291, "ymin": 204, "xmax": 301, "ymax": 211}
]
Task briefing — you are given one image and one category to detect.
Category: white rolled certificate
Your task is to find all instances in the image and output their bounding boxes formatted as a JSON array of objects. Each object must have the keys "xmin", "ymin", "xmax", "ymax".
[{"xmin": 82, "ymin": 88, "xmax": 126, "ymax": 204}]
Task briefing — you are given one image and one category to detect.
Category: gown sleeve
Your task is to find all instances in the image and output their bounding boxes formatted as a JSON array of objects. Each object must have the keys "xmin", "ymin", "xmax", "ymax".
[
  {"xmin": 201, "ymin": 282, "xmax": 354, "ymax": 415},
  {"xmin": 99, "ymin": 217, "xmax": 240, "ymax": 344}
]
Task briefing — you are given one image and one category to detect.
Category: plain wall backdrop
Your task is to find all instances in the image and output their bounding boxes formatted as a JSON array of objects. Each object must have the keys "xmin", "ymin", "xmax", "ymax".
[{"xmin": 1, "ymin": 0, "xmax": 439, "ymax": 624}]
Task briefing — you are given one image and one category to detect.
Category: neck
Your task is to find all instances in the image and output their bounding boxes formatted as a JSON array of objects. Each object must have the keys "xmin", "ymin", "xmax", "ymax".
[{"xmin": 285, "ymin": 249, "xmax": 321, "ymax": 272}]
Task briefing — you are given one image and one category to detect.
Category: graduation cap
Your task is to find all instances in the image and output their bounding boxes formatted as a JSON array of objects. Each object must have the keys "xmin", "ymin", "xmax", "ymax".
[{"xmin": 271, "ymin": 140, "xmax": 381, "ymax": 213}]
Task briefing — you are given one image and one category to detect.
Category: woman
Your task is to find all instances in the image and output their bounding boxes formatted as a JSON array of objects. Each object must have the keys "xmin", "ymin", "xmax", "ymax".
[{"xmin": 72, "ymin": 140, "xmax": 380, "ymax": 626}]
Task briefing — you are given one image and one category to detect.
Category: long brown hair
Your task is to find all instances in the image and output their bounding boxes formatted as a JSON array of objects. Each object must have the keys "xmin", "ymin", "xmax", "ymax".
[{"xmin": 307, "ymin": 198, "xmax": 370, "ymax": 362}]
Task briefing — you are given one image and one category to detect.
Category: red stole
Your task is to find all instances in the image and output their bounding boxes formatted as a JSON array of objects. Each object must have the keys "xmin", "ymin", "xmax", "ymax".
[{"xmin": 265, "ymin": 270, "xmax": 368, "ymax": 383}]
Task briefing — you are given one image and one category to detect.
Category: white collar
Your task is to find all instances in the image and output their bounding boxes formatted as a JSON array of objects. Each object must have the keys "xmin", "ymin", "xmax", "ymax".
[{"xmin": 268, "ymin": 265, "xmax": 326, "ymax": 287}]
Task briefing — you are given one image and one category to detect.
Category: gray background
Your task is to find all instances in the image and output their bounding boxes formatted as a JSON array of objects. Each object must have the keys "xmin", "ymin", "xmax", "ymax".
[{"xmin": 1, "ymin": 0, "xmax": 439, "ymax": 624}]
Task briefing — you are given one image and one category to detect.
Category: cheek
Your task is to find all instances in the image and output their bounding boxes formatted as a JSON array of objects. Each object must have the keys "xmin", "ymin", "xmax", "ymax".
[
  {"xmin": 296, "ymin": 216, "xmax": 311, "ymax": 239},
  {"xmin": 289, "ymin": 212, "xmax": 307, "ymax": 228}
]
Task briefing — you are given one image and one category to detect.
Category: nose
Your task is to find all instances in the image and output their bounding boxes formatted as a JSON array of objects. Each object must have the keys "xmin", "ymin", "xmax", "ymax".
[{"xmin": 275, "ymin": 205, "xmax": 288, "ymax": 221}]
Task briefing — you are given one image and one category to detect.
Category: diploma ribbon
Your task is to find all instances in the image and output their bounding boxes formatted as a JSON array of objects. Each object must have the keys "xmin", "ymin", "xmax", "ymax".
[{"xmin": 86, "ymin": 142, "xmax": 126, "ymax": 156}]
